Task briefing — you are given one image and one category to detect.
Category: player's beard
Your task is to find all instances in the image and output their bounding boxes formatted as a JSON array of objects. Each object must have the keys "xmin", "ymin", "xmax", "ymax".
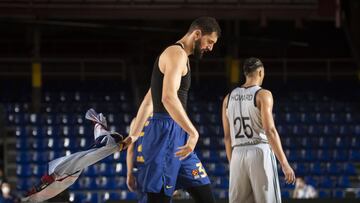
[{"xmin": 193, "ymin": 39, "xmax": 203, "ymax": 60}]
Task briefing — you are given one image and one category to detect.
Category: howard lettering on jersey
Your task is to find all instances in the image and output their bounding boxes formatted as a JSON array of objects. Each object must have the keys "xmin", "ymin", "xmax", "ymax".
[{"xmin": 230, "ymin": 94, "xmax": 253, "ymax": 101}]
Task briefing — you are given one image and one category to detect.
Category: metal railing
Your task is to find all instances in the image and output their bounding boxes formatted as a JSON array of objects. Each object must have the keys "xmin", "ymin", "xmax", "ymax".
[
  {"xmin": 0, "ymin": 58, "xmax": 127, "ymax": 81},
  {"xmin": 191, "ymin": 57, "xmax": 358, "ymax": 82},
  {"xmin": 0, "ymin": 57, "xmax": 356, "ymax": 82}
]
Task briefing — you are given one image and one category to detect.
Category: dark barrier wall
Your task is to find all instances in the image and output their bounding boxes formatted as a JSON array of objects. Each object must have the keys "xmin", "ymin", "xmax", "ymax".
[{"xmin": 108, "ymin": 199, "xmax": 360, "ymax": 203}]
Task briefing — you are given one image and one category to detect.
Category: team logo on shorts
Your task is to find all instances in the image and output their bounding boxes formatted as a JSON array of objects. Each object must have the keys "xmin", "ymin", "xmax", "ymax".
[{"xmin": 192, "ymin": 169, "xmax": 200, "ymax": 179}]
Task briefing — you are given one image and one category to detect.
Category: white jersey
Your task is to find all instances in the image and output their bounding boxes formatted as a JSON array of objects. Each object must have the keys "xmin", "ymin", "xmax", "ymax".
[{"xmin": 226, "ymin": 85, "xmax": 268, "ymax": 147}]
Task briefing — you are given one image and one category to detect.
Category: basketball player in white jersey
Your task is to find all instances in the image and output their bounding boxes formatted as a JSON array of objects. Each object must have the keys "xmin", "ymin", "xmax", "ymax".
[{"xmin": 222, "ymin": 57, "xmax": 296, "ymax": 203}]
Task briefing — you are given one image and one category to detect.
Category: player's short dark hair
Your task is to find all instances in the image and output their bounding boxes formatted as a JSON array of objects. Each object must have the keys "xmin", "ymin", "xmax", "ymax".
[
  {"xmin": 188, "ymin": 17, "xmax": 221, "ymax": 37},
  {"xmin": 243, "ymin": 57, "xmax": 264, "ymax": 76}
]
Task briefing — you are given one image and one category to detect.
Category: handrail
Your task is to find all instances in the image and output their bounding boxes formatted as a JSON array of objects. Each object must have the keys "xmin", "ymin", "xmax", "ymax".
[
  {"xmin": 0, "ymin": 57, "xmax": 127, "ymax": 80},
  {"xmin": 190, "ymin": 57, "xmax": 357, "ymax": 82},
  {"xmin": 0, "ymin": 57, "xmax": 356, "ymax": 82}
]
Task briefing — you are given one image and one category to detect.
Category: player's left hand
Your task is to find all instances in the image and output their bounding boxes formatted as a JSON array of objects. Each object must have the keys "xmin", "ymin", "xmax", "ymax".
[
  {"xmin": 282, "ymin": 163, "xmax": 296, "ymax": 185},
  {"xmin": 126, "ymin": 173, "xmax": 137, "ymax": 192},
  {"xmin": 175, "ymin": 132, "xmax": 199, "ymax": 160},
  {"xmin": 175, "ymin": 144, "xmax": 193, "ymax": 160}
]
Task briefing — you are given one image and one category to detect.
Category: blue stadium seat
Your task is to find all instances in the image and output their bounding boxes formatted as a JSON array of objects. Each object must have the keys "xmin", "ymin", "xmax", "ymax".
[
  {"xmin": 316, "ymin": 149, "xmax": 330, "ymax": 161},
  {"xmin": 279, "ymin": 177, "xmax": 295, "ymax": 189},
  {"xmin": 206, "ymin": 113, "xmax": 220, "ymax": 124},
  {"xmin": 16, "ymin": 151, "xmax": 31, "ymax": 163},
  {"xmin": 32, "ymin": 139, "xmax": 46, "ymax": 150},
  {"xmin": 197, "ymin": 125, "xmax": 210, "ymax": 135},
  {"xmin": 28, "ymin": 126, "xmax": 43, "ymax": 138},
  {"xmin": 82, "ymin": 192, "xmax": 98, "ymax": 203},
  {"xmin": 213, "ymin": 189, "xmax": 228, "ymax": 199},
  {"xmin": 111, "ymin": 163, "xmax": 127, "ymax": 176},
  {"xmin": 17, "ymin": 179, "xmax": 29, "ymax": 191},
  {"xmin": 344, "ymin": 162, "xmax": 356, "ymax": 175},
  {"xmin": 213, "ymin": 176, "xmax": 229, "ymax": 189},
  {"xmin": 318, "ymin": 189, "xmax": 331, "ymax": 198},
  {"xmin": 281, "ymin": 190, "xmax": 290, "ymax": 198},
  {"xmin": 291, "ymin": 125, "xmax": 306, "ymax": 136},
  {"xmin": 299, "ymin": 137, "xmax": 312, "ymax": 149},
  {"xmin": 43, "ymin": 150, "xmax": 55, "ymax": 161},
  {"xmin": 322, "ymin": 125, "xmax": 337, "ymax": 136},
  {"xmin": 205, "ymin": 163, "xmax": 227, "ymax": 176},
  {"xmin": 332, "ymin": 149, "xmax": 347, "ymax": 162},
  {"xmin": 15, "ymin": 126, "xmax": 26, "ymax": 138},
  {"xmin": 17, "ymin": 165, "xmax": 31, "ymax": 177},
  {"xmin": 344, "ymin": 113, "xmax": 354, "ymax": 123},
  {"xmin": 120, "ymin": 191, "xmax": 137, "ymax": 200},
  {"xmin": 16, "ymin": 137, "xmax": 29, "ymax": 150},
  {"xmin": 292, "ymin": 162, "xmax": 309, "ymax": 176},
  {"xmin": 334, "ymin": 136, "xmax": 348, "ymax": 149},
  {"xmin": 42, "ymin": 126, "xmax": 56, "ymax": 137},
  {"xmin": 8, "ymin": 113, "xmax": 24, "ymax": 125},
  {"xmin": 276, "ymin": 125, "xmax": 290, "ymax": 135},
  {"xmin": 350, "ymin": 137, "xmax": 360, "ymax": 148},
  {"xmin": 337, "ymin": 176, "xmax": 350, "ymax": 188},
  {"xmin": 198, "ymin": 150, "xmax": 219, "ymax": 162},
  {"xmin": 339, "ymin": 125, "xmax": 351, "ymax": 135},
  {"xmin": 208, "ymin": 125, "xmax": 222, "ymax": 136},
  {"xmin": 95, "ymin": 176, "xmax": 111, "ymax": 189},
  {"xmin": 100, "ymin": 191, "xmax": 120, "ymax": 202},
  {"xmin": 30, "ymin": 151, "xmax": 44, "ymax": 163},
  {"xmin": 316, "ymin": 113, "xmax": 330, "ymax": 124},
  {"xmin": 112, "ymin": 176, "xmax": 127, "ymax": 190},
  {"xmin": 310, "ymin": 163, "xmax": 325, "ymax": 175},
  {"xmin": 78, "ymin": 177, "xmax": 96, "ymax": 189},
  {"xmin": 319, "ymin": 177, "xmax": 334, "ymax": 188},
  {"xmin": 327, "ymin": 162, "xmax": 342, "ymax": 175},
  {"xmin": 191, "ymin": 113, "xmax": 205, "ymax": 124},
  {"xmin": 285, "ymin": 149, "xmax": 297, "ymax": 162},
  {"xmin": 318, "ymin": 137, "xmax": 331, "ymax": 149},
  {"xmin": 31, "ymin": 165, "xmax": 46, "ymax": 177},
  {"xmin": 298, "ymin": 149, "xmax": 314, "ymax": 161},
  {"xmin": 217, "ymin": 150, "xmax": 227, "ymax": 162},
  {"xmin": 349, "ymin": 150, "xmax": 360, "ymax": 161},
  {"xmin": 355, "ymin": 125, "xmax": 360, "ymax": 135},
  {"xmin": 307, "ymin": 125, "xmax": 322, "ymax": 136},
  {"xmin": 83, "ymin": 165, "xmax": 96, "ymax": 177},
  {"xmin": 333, "ymin": 190, "xmax": 345, "ymax": 198}
]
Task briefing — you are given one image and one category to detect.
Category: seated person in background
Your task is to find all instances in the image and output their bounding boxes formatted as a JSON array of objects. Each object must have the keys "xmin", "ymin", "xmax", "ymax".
[
  {"xmin": 293, "ymin": 177, "xmax": 318, "ymax": 199},
  {"xmin": 0, "ymin": 182, "xmax": 18, "ymax": 203}
]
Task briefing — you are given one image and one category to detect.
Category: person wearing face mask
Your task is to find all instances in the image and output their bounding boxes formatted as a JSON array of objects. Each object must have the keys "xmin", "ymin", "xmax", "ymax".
[{"xmin": 0, "ymin": 182, "xmax": 16, "ymax": 203}]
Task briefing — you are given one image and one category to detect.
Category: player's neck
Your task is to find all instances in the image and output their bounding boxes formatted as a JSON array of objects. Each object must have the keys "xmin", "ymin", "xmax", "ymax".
[
  {"xmin": 177, "ymin": 35, "xmax": 194, "ymax": 56},
  {"xmin": 243, "ymin": 78, "xmax": 261, "ymax": 87}
]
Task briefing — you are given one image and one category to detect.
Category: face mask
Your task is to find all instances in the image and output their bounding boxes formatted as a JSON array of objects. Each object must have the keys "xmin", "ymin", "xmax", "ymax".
[{"xmin": 2, "ymin": 186, "xmax": 10, "ymax": 195}]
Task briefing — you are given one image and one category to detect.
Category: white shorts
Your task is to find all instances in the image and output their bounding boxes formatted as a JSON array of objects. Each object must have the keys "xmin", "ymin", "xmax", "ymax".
[{"xmin": 229, "ymin": 143, "xmax": 281, "ymax": 203}]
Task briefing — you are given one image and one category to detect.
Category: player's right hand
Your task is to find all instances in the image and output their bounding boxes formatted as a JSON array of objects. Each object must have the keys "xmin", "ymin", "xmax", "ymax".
[
  {"xmin": 175, "ymin": 132, "xmax": 199, "ymax": 160},
  {"xmin": 282, "ymin": 163, "xmax": 296, "ymax": 185},
  {"xmin": 126, "ymin": 173, "xmax": 137, "ymax": 192},
  {"xmin": 122, "ymin": 136, "xmax": 134, "ymax": 150}
]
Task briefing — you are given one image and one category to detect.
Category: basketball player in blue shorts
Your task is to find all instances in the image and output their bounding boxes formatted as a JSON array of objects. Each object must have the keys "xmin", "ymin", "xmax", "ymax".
[{"xmin": 123, "ymin": 17, "xmax": 221, "ymax": 203}]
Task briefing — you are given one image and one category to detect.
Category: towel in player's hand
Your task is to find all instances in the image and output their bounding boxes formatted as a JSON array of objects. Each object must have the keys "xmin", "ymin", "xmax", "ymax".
[{"xmin": 22, "ymin": 109, "xmax": 124, "ymax": 203}]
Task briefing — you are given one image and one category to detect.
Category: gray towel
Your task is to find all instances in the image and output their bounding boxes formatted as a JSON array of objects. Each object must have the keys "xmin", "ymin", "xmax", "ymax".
[{"xmin": 22, "ymin": 109, "xmax": 124, "ymax": 203}]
